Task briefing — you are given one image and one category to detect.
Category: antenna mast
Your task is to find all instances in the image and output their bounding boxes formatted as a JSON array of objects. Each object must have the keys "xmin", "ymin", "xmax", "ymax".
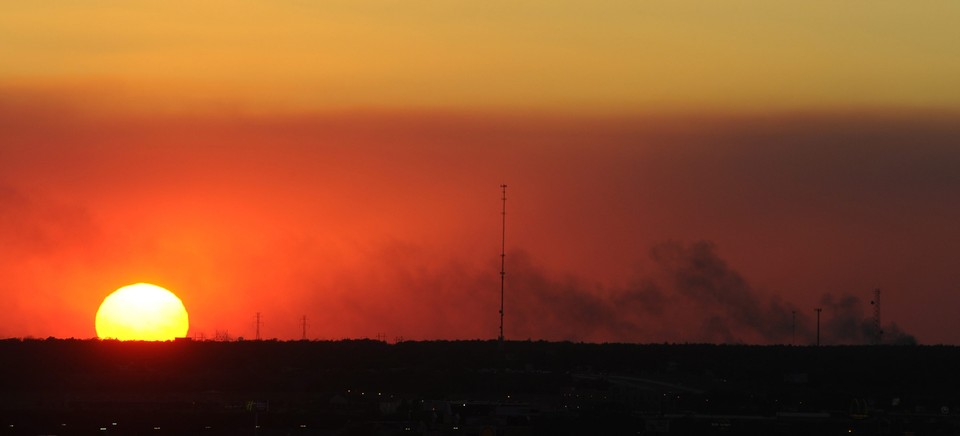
[{"xmin": 499, "ymin": 184, "xmax": 507, "ymax": 343}]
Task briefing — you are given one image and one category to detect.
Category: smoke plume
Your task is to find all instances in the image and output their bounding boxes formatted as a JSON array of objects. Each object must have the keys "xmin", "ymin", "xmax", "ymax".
[
  {"xmin": 483, "ymin": 241, "xmax": 916, "ymax": 344},
  {"xmin": 295, "ymin": 239, "xmax": 915, "ymax": 345}
]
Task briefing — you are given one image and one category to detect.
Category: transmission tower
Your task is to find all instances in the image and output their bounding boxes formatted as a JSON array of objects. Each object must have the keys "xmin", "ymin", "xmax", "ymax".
[{"xmin": 498, "ymin": 184, "xmax": 507, "ymax": 343}]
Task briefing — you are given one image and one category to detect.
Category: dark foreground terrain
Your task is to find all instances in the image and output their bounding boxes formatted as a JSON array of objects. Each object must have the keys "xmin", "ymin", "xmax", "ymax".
[{"xmin": 0, "ymin": 338, "xmax": 957, "ymax": 435}]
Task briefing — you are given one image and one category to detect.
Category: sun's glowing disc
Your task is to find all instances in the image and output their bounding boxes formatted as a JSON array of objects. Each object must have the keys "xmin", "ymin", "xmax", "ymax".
[{"xmin": 95, "ymin": 283, "xmax": 189, "ymax": 341}]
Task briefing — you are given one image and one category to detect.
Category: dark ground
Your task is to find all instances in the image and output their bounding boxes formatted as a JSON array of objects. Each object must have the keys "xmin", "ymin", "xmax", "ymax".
[{"xmin": 0, "ymin": 338, "xmax": 957, "ymax": 435}]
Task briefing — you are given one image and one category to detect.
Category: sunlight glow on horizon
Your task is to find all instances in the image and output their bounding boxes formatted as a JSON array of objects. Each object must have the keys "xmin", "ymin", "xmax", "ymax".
[{"xmin": 95, "ymin": 283, "xmax": 189, "ymax": 341}]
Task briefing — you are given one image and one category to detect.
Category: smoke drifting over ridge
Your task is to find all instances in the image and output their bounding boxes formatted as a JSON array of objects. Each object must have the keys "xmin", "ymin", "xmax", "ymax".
[
  {"xmin": 290, "ymin": 240, "xmax": 915, "ymax": 344},
  {"xmin": 648, "ymin": 241, "xmax": 800, "ymax": 344},
  {"xmin": 819, "ymin": 293, "xmax": 916, "ymax": 345},
  {"xmin": 501, "ymin": 241, "xmax": 915, "ymax": 344}
]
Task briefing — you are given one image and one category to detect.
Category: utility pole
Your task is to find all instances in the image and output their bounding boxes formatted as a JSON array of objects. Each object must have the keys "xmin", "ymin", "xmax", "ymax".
[
  {"xmin": 499, "ymin": 184, "xmax": 507, "ymax": 344},
  {"xmin": 301, "ymin": 315, "xmax": 308, "ymax": 340},
  {"xmin": 814, "ymin": 308, "xmax": 822, "ymax": 346},
  {"xmin": 255, "ymin": 312, "xmax": 262, "ymax": 341}
]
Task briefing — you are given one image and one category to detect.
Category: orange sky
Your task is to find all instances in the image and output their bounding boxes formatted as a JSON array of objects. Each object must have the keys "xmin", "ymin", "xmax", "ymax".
[
  {"xmin": 2, "ymin": 2, "xmax": 960, "ymax": 344},
  {"xmin": 3, "ymin": 2, "xmax": 959, "ymax": 112}
]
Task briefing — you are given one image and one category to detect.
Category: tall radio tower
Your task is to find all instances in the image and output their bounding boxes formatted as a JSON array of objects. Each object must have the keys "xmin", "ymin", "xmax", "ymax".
[{"xmin": 499, "ymin": 184, "xmax": 507, "ymax": 343}]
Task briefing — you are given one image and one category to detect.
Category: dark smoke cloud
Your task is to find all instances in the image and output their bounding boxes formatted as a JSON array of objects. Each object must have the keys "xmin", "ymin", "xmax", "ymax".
[
  {"xmin": 468, "ymin": 241, "xmax": 915, "ymax": 344},
  {"xmin": 297, "ymin": 239, "xmax": 915, "ymax": 344},
  {"xmin": 819, "ymin": 293, "xmax": 916, "ymax": 345},
  {"xmin": 506, "ymin": 251, "xmax": 636, "ymax": 342},
  {"xmin": 502, "ymin": 242, "xmax": 802, "ymax": 343},
  {"xmin": 648, "ymin": 241, "xmax": 803, "ymax": 343}
]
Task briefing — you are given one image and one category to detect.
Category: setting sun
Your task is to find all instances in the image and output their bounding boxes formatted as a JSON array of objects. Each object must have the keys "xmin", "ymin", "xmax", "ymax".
[{"xmin": 95, "ymin": 283, "xmax": 189, "ymax": 341}]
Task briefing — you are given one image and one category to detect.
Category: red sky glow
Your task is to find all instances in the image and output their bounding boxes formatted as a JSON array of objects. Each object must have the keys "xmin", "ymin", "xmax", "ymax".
[{"xmin": 3, "ymin": 2, "xmax": 960, "ymax": 344}]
